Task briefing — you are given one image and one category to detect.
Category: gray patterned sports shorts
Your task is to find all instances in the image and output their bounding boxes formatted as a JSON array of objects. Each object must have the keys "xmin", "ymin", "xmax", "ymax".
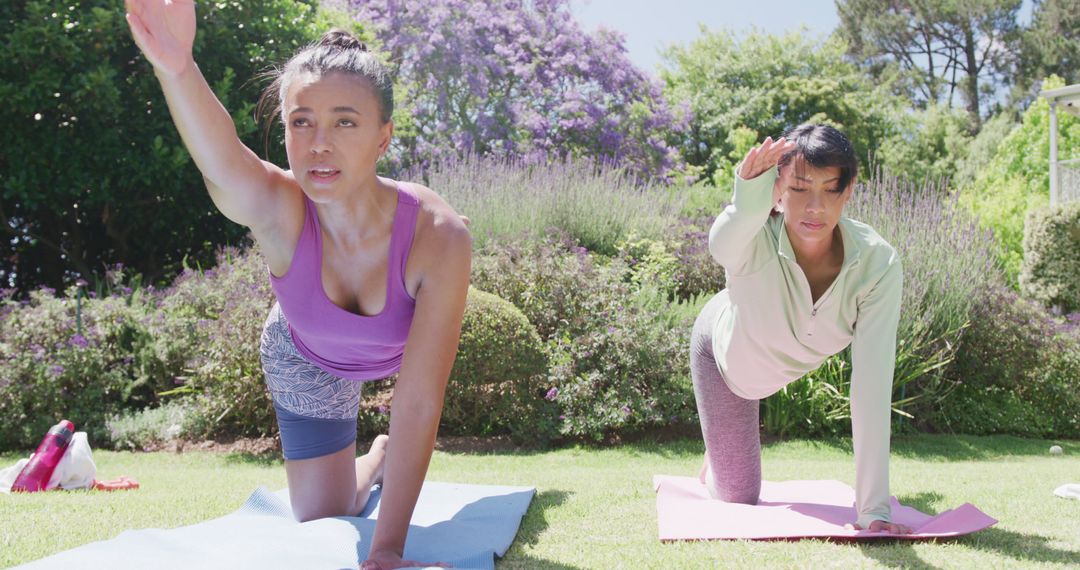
[{"xmin": 260, "ymin": 303, "xmax": 361, "ymax": 460}]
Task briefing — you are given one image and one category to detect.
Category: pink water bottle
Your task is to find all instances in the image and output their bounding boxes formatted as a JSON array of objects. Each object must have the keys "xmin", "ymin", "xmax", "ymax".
[{"xmin": 12, "ymin": 419, "xmax": 75, "ymax": 493}]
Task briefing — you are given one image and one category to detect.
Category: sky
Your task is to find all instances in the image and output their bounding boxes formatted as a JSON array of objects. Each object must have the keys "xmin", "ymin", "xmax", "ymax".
[
  {"xmin": 570, "ymin": 0, "xmax": 1034, "ymax": 77},
  {"xmin": 570, "ymin": 0, "xmax": 842, "ymax": 75}
]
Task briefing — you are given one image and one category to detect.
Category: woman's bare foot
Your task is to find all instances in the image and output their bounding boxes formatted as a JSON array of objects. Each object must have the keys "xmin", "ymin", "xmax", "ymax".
[
  {"xmin": 358, "ymin": 434, "xmax": 390, "ymax": 486},
  {"xmin": 698, "ymin": 453, "xmax": 708, "ymax": 484},
  {"xmin": 351, "ymin": 435, "xmax": 389, "ymax": 515}
]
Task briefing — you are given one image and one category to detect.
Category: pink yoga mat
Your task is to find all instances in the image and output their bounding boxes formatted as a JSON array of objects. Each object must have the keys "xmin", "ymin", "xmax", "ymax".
[{"xmin": 653, "ymin": 476, "xmax": 997, "ymax": 541}]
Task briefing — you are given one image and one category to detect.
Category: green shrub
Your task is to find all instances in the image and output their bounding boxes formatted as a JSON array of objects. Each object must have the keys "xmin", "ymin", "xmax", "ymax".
[
  {"xmin": 105, "ymin": 399, "xmax": 210, "ymax": 451},
  {"xmin": 927, "ymin": 285, "xmax": 1080, "ymax": 437},
  {"xmin": 0, "ymin": 285, "xmax": 193, "ymax": 450},
  {"xmin": 1034, "ymin": 346, "xmax": 1080, "ymax": 437},
  {"xmin": 471, "ymin": 232, "xmax": 626, "ymax": 341},
  {"xmin": 173, "ymin": 246, "xmax": 277, "ymax": 440},
  {"xmin": 1020, "ymin": 202, "xmax": 1080, "ymax": 313},
  {"xmin": 441, "ymin": 287, "xmax": 556, "ymax": 444},
  {"xmin": 934, "ymin": 384, "xmax": 1057, "ymax": 436},
  {"xmin": 958, "ymin": 75, "xmax": 1080, "ymax": 284},
  {"xmin": 0, "ymin": 0, "xmax": 363, "ymax": 293},
  {"xmin": 546, "ymin": 289, "xmax": 696, "ymax": 441},
  {"xmin": 616, "ymin": 235, "xmax": 680, "ymax": 294},
  {"xmin": 472, "ymin": 234, "xmax": 699, "ymax": 441},
  {"xmin": 949, "ymin": 286, "xmax": 1059, "ymax": 390},
  {"xmin": 876, "ymin": 103, "xmax": 975, "ymax": 185}
]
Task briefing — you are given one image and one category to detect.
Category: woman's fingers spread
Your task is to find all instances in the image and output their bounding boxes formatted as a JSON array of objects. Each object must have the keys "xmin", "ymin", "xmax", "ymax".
[
  {"xmin": 768, "ymin": 138, "xmax": 793, "ymax": 160},
  {"xmin": 125, "ymin": 12, "xmax": 151, "ymax": 50},
  {"xmin": 739, "ymin": 147, "xmax": 758, "ymax": 178},
  {"xmin": 740, "ymin": 136, "xmax": 798, "ymax": 179}
]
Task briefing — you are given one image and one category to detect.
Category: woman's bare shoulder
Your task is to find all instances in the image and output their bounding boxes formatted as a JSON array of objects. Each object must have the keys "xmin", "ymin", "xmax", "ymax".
[
  {"xmin": 400, "ymin": 181, "xmax": 468, "ymax": 233},
  {"xmin": 398, "ymin": 180, "xmax": 472, "ymax": 261}
]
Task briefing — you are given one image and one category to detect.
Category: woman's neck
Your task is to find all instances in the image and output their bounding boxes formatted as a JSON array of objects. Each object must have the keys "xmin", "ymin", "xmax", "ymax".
[
  {"xmin": 787, "ymin": 224, "xmax": 844, "ymax": 269},
  {"xmin": 316, "ymin": 175, "xmax": 397, "ymax": 246}
]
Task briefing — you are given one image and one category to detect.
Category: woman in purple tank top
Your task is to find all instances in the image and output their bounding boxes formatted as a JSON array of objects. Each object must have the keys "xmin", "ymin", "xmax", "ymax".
[{"xmin": 127, "ymin": 3, "xmax": 471, "ymax": 568}]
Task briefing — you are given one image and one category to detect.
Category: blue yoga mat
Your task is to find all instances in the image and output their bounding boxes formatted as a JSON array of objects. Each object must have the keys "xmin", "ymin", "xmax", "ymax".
[{"xmin": 14, "ymin": 481, "xmax": 535, "ymax": 570}]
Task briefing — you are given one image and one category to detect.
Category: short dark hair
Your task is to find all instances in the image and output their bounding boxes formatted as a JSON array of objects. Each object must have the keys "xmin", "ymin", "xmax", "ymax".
[
  {"xmin": 777, "ymin": 123, "xmax": 858, "ymax": 191},
  {"xmin": 255, "ymin": 29, "xmax": 394, "ymax": 154}
]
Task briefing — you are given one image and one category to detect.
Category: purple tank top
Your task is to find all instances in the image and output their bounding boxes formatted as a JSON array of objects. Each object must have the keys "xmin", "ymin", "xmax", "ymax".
[{"xmin": 269, "ymin": 183, "xmax": 419, "ymax": 381}]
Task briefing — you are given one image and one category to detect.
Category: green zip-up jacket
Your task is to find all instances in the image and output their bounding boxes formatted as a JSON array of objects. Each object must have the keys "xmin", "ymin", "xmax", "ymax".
[{"xmin": 708, "ymin": 165, "xmax": 903, "ymax": 527}]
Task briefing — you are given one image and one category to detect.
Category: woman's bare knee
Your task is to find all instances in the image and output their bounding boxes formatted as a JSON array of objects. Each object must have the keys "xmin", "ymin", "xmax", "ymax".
[{"xmin": 285, "ymin": 444, "xmax": 358, "ymax": 522}]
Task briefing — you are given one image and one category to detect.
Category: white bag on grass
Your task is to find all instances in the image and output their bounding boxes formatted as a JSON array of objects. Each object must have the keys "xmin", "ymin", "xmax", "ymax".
[
  {"xmin": 0, "ymin": 431, "xmax": 96, "ymax": 493},
  {"xmin": 1054, "ymin": 483, "xmax": 1080, "ymax": 500}
]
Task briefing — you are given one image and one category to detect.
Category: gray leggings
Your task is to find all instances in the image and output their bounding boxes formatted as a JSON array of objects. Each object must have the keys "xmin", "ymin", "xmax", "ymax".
[{"xmin": 690, "ymin": 293, "xmax": 761, "ymax": 504}]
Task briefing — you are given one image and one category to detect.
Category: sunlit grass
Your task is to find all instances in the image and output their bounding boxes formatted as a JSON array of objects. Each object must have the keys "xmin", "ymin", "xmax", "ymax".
[{"xmin": 2, "ymin": 434, "xmax": 1078, "ymax": 569}]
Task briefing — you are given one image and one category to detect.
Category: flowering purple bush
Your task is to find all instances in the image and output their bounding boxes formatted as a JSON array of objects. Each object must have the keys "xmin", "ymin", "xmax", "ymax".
[
  {"xmin": 161, "ymin": 244, "xmax": 278, "ymax": 439},
  {"xmin": 663, "ymin": 215, "xmax": 727, "ymax": 301},
  {"xmin": 349, "ymin": 0, "xmax": 689, "ymax": 181},
  {"xmin": 0, "ymin": 284, "xmax": 194, "ymax": 450}
]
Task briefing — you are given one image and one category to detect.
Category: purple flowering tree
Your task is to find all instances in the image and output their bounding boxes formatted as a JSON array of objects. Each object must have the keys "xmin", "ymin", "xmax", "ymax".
[{"xmin": 348, "ymin": 0, "xmax": 689, "ymax": 181}]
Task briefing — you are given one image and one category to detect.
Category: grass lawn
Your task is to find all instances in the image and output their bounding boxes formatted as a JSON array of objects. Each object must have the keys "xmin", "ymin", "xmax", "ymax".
[{"xmin": 2, "ymin": 434, "xmax": 1079, "ymax": 569}]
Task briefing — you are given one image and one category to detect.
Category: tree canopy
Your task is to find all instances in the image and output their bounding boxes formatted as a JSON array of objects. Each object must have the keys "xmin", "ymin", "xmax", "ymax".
[
  {"xmin": 836, "ymin": 0, "xmax": 1022, "ymax": 130},
  {"xmin": 661, "ymin": 28, "xmax": 899, "ymax": 187},
  {"xmin": 1015, "ymin": 0, "xmax": 1080, "ymax": 102},
  {"xmin": 0, "ymin": 0, "xmax": 356, "ymax": 292}
]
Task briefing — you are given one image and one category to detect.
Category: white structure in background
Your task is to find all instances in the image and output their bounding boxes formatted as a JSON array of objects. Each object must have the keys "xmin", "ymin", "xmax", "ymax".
[{"xmin": 1040, "ymin": 83, "xmax": 1080, "ymax": 205}]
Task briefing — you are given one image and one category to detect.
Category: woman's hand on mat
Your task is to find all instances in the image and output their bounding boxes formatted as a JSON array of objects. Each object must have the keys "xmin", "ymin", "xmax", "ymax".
[
  {"xmin": 125, "ymin": 0, "xmax": 197, "ymax": 76},
  {"xmin": 846, "ymin": 520, "xmax": 913, "ymax": 534},
  {"xmin": 737, "ymin": 136, "xmax": 796, "ymax": 181},
  {"xmin": 361, "ymin": 550, "xmax": 451, "ymax": 570}
]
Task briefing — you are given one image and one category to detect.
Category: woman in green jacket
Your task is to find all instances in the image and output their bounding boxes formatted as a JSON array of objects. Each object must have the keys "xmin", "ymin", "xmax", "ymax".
[{"xmin": 692, "ymin": 124, "xmax": 911, "ymax": 533}]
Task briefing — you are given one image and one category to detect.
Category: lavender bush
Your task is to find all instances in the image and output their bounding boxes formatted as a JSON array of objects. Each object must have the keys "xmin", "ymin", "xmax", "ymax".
[
  {"xmin": 847, "ymin": 171, "xmax": 1000, "ymax": 405},
  {"xmin": 164, "ymin": 246, "xmax": 278, "ymax": 439},
  {"xmin": 423, "ymin": 154, "xmax": 684, "ymax": 255},
  {"xmin": 348, "ymin": 0, "xmax": 690, "ymax": 181}
]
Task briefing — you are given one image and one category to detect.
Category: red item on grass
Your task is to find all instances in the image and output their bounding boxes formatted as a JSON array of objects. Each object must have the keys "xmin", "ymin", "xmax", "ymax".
[{"xmin": 93, "ymin": 476, "xmax": 140, "ymax": 491}]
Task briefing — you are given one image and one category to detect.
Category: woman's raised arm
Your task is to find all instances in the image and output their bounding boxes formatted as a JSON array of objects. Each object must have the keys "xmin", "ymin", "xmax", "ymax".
[
  {"xmin": 707, "ymin": 136, "xmax": 795, "ymax": 274},
  {"xmin": 125, "ymin": 0, "xmax": 290, "ymax": 231}
]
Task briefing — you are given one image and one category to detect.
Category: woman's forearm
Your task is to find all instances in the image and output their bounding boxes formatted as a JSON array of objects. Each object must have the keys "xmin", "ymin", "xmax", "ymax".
[{"xmin": 368, "ymin": 395, "xmax": 443, "ymax": 556}]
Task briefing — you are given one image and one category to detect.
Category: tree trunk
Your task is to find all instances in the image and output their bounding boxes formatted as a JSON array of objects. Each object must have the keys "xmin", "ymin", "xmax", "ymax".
[{"xmin": 963, "ymin": 23, "xmax": 982, "ymax": 131}]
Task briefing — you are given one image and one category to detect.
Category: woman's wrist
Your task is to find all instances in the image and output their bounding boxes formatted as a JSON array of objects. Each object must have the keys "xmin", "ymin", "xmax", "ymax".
[
  {"xmin": 367, "ymin": 544, "xmax": 403, "ymax": 560},
  {"xmin": 369, "ymin": 524, "xmax": 406, "ymax": 559},
  {"xmin": 153, "ymin": 55, "xmax": 196, "ymax": 81}
]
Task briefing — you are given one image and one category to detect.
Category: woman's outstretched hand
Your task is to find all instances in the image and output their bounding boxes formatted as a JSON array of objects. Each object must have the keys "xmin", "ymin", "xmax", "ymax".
[
  {"xmin": 737, "ymin": 136, "xmax": 796, "ymax": 180},
  {"xmin": 845, "ymin": 520, "xmax": 913, "ymax": 534},
  {"xmin": 361, "ymin": 551, "xmax": 451, "ymax": 570},
  {"xmin": 124, "ymin": 0, "xmax": 197, "ymax": 76}
]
